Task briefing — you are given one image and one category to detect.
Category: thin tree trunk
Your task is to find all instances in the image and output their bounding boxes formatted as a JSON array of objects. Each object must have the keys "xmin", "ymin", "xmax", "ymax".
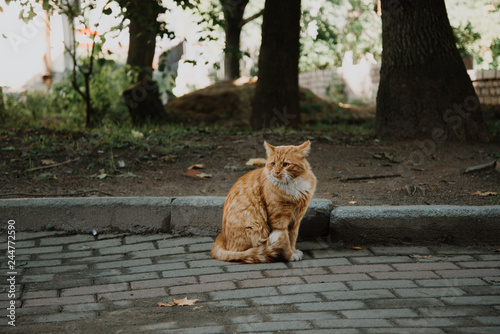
[
  {"xmin": 122, "ymin": 0, "xmax": 166, "ymax": 125},
  {"xmin": 222, "ymin": 0, "xmax": 248, "ymax": 80},
  {"xmin": 376, "ymin": 0, "xmax": 490, "ymax": 142},
  {"xmin": 250, "ymin": 0, "xmax": 301, "ymax": 131}
]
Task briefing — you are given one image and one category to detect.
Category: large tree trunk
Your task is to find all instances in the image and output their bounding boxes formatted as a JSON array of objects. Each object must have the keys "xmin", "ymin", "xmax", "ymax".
[
  {"xmin": 250, "ymin": 0, "xmax": 301, "ymax": 131},
  {"xmin": 222, "ymin": 0, "xmax": 248, "ymax": 80},
  {"xmin": 122, "ymin": 0, "xmax": 166, "ymax": 125},
  {"xmin": 376, "ymin": 0, "xmax": 490, "ymax": 142}
]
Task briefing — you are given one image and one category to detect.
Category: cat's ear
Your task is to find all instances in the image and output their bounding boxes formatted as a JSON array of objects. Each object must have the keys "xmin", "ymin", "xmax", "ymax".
[
  {"xmin": 297, "ymin": 140, "xmax": 311, "ymax": 156},
  {"xmin": 264, "ymin": 141, "xmax": 275, "ymax": 156}
]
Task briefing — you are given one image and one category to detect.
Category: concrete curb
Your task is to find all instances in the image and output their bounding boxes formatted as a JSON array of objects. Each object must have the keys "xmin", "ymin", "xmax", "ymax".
[{"xmin": 0, "ymin": 197, "xmax": 499, "ymax": 245}]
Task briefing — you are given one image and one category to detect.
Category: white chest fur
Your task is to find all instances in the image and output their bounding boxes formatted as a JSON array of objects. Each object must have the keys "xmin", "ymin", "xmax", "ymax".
[{"xmin": 269, "ymin": 175, "xmax": 312, "ymax": 200}]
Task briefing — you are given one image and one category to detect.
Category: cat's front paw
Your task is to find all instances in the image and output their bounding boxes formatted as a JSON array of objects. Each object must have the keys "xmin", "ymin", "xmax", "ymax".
[{"xmin": 289, "ymin": 249, "xmax": 303, "ymax": 262}]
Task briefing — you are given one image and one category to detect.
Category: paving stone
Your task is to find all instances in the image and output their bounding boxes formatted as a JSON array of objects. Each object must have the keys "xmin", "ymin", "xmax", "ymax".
[
  {"xmin": 303, "ymin": 273, "xmax": 370, "ymax": 283},
  {"xmin": 99, "ymin": 242, "xmax": 155, "ymax": 255},
  {"xmin": 137, "ymin": 322, "xmax": 177, "ymax": 331},
  {"xmin": 162, "ymin": 266, "xmax": 223, "ymax": 278},
  {"xmin": 350, "ymin": 256, "xmax": 413, "ymax": 264},
  {"xmin": 322, "ymin": 289, "xmax": 395, "ymax": 301},
  {"xmin": 296, "ymin": 300, "xmax": 366, "ymax": 312},
  {"xmin": 329, "ymin": 264, "xmax": 393, "ymax": 274},
  {"xmin": 24, "ymin": 295, "xmax": 95, "ymax": 307},
  {"xmin": 366, "ymin": 329, "xmax": 445, "ymax": 334},
  {"xmin": 188, "ymin": 259, "xmax": 233, "ymax": 268},
  {"xmin": 16, "ymin": 231, "xmax": 65, "ymax": 240},
  {"xmin": 268, "ymin": 311, "xmax": 338, "ymax": 322},
  {"xmin": 67, "ymin": 239, "xmax": 122, "ymax": 251},
  {"xmin": 131, "ymin": 277, "xmax": 198, "ymax": 290},
  {"xmin": 310, "ymin": 249, "xmax": 372, "ymax": 258},
  {"xmin": 287, "ymin": 258, "xmax": 351, "ymax": 268},
  {"xmin": 98, "ymin": 287, "xmax": 166, "ymax": 302},
  {"xmin": 22, "ymin": 259, "xmax": 62, "ymax": 268},
  {"xmin": 188, "ymin": 243, "xmax": 214, "ymax": 253},
  {"xmin": 63, "ymin": 303, "xmax": 107, "ymax": 312},
  {"xmin": 236, "ymin": 320, "xmax": 312, "ymax": 332},
  {"xmin": 224, "ymin": 262, "xmax": 288, "ymax": 272},
  {"xmin": 230, "ymin": 315, "xmax": 264, "ymax": 323},
  {"xmin": 40, "ymin": 235, "xmax": 95, "ymax": 246},
  {"xmin": 23, "ymin": 290, "xmax": 58, "ymax": 299},
  {"xmin": 392, "ymin": 262, "xmax": 460, "ymax": 271},
  {"xmin": 251, "ymin": 293, "xmax": 321, "ymax": 306},
  {"xmin": 95, "ymin": 272, "xmax": 159, "ymax": 285},
  {"xmin": 94, "ymin": 258, "xmax": 150, "ymax": 270},
  {"xmin": 70, "ymin": 254, "xmax": 125, "ymax": 264},
  {"xmin": 395, "ymin": 317, "xmax": 467, "ymax": 327},
  {"xmin": 349, "ymin": 279, "xmax": 418, "ymax": 290},
  {"xmin": 341, "ymin": 308, "xmax": 419, "ymax": 319},
  {"xmin": 16, "ymin": 246, "xmax": 62, "ymax": 255},
  {"xmin": 238, "ymin": 276, "xmax": 304, "ymax": 288},
  {"xmin": 199, "ymin": 271, "xmax": 264, "ymax": 283},
  {"xmin": 369, "ymin": 246, "xmax": 432, "ymax": 255},
  {"xmin": 279, "ymin": 282, "xmax": 348, "ymax": 294},
  {"xmin": 441, "ymin": 296, "xmax": 500, "ymax": 305},
  {"xmin": 394, "ymin": 287, "xmax": 465, "ymax": 298},
  {"xmin": 170, "ymin": 281, "xmax": 237, "ymax": 295},
  {"xmin": 456, "ymin": 261, "xmax": 500, "ymax": 268},
  {"xmin": 474, "ymin": 316, "xmax": 500, "ymax": 325},
  {"xmin": 129, "ymin": 247, "xmax": 185, "ymax": 259},
  {"xmin": 263, "ymin": 267, "xmax": 328, "ymax": 277},
  {"xmin": 124, "ymin": 234, "xmax": 173, "ymax": 244},
  {"xmin": 34, "ymin": 312, "xmax": 96, "ymax": 323},
  {"xmin": 415, "ymin": 278, "xmax": 487, "ymax": 287},
  {"xmin": 437, "ymin": 268, "xmax": 500, "ymax": 278},
  {"xmin": 127, "ymin": 262, "xmax": 186, "ymax": 274},
  {"xmin": 418, "ymin": 306, "xmax": 498, "ymax": 317},
  {"xmin": 210, "ymin": 287, "xmax": 278, "ymax": 300},
  {"xmin": 161, "ymin": 325, "xmax": 227, "ymax": 334},
  {"xmin": 25, "ymin": 264, "xmax": 88, "ymax": 274},
  {"xmin": 157, "ymin": 236, "xmax": 214, "ymax": 248},
  {"xmin": 38, "ymin": 250, "xmax": 93, "ymax": 260},
  {"xmin": 20, "ymin": 274, "xmax": 55, "ymax": 283},
  {"xmin": 366, "ymin": 298, "xmax": 445, "ymax": 308},
  {"xmin": 312, "ymin": 318, "xmax": 392, "ymax": 328},
  {"xmin": 370, "ymin": 271, "xmax": 440, "ymax": 280},
  {"xmin": 61, "ymin": 283, "xmax": 129, "ymax": 297}
]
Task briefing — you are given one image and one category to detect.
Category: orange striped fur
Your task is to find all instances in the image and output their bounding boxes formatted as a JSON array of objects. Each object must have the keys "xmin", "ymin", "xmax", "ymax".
[{"xmin": 211, "ymin": 141, "xmax": 316, "ymax": 263}]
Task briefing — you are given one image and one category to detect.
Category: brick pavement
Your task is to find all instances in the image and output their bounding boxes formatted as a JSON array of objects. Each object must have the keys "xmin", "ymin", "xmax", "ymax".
[{"xmin": 1, "ymin": 231, "xmax": 499, "ymax": 333}]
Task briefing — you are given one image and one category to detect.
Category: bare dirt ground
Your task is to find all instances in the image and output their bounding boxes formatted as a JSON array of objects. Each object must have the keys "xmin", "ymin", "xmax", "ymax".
[{"xmin": 1, "ymin": 130, "xmax": 499, "ymax": 207}]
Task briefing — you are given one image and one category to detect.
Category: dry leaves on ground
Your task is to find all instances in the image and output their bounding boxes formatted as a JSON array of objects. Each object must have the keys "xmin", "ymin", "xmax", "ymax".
[
  {"xmin": 246, "ymin": 158, "xmax": 267, "ymax": 166},
  {"xmin": 472, "ymin": 190, "xmax": 498, "ymax": 196},
  {"xmin": 158, "ymin": 297, "xmax": 200, "ymax": 307}
]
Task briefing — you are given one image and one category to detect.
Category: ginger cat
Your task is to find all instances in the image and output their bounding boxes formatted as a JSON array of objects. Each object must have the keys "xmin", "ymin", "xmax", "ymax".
[{"xmin": 211, "ymin": 140, "xmax": 316, "ymax": 263}]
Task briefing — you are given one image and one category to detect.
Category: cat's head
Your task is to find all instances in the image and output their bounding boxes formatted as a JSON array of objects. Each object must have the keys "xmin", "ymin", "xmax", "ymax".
[{"xmin": 264, "ymin": 140, "xmax": 311, "ymax": 183}]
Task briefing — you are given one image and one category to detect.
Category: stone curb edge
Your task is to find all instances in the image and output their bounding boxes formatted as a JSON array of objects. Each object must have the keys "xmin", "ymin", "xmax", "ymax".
[{"xmin": 0, "ymin": 197, "xmax": 499, "ymax": 245}]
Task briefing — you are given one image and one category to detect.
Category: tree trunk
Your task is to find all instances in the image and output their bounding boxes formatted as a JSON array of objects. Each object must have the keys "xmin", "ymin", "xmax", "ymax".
[
  {"xmin": 222, "ymin": 0, "xmax": 248, "ymax": 80},
  {"xmin": 122, "ymin": 0, "xmax": 166, "ymax": 125},
  {"xmin": 250, "ymin": 0, "xmax": 301, "ymax": 131},
  {"xmin": 376, "ymin": 0, "xmax": 490, "ymax": 142}
]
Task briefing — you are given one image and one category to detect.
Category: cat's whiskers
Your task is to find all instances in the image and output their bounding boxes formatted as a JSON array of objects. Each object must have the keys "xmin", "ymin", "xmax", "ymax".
[{"xmin": 267, "ymin": 173, "xmax": 311, "ymax": 200}]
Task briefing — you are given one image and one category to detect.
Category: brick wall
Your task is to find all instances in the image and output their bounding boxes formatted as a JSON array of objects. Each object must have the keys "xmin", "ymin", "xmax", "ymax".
[
  {"xmin": 468, "ymin": 69, "xmax": 500, "ymax": 106},
  {"xmin": 299, "ymin": 67, "xmax": 500, "ymax": 107}
]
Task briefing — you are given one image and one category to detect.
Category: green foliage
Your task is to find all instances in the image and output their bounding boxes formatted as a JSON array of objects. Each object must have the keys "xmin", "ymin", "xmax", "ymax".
[
  {"xmin": 3, "ymin": 60, "xmax": 132, "ymax": 130},
  {"xmin": 452, "ymin": 21, "xmax": 481, "ymax": 56},
  {"xmin": 300, "ymin": 0, "xmax": 382, "ymax": 71}
]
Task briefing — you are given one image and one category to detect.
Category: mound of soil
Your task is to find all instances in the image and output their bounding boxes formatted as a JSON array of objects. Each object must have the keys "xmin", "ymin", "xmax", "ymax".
[{"xmin": 164, "ymin": 78, "xmax": 346, "ymax": 127}]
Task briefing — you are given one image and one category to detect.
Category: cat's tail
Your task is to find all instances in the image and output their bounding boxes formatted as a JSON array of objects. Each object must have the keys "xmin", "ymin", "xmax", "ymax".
[{"xmin": 211, "ymin": 230, "xmax": 284, "ymax": 264}]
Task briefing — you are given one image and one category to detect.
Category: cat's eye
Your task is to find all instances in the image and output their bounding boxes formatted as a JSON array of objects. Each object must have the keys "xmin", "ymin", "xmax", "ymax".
[
  {"xmin": 282, "ymin": 162, "xmax": 289, "ymax": 167},
  {"xmin": 271, "ymin": 162, "xmax": 276, "ymax": 166}
]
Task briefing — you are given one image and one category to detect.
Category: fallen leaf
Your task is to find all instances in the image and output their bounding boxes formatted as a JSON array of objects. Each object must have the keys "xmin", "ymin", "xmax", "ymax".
[
  {"xmin": 162, "ymin": 156, "xmax": 173, "ymax": 162},
  {"xmin": 131, "ymin": 130, "xmax": 144, "ymax": 139},
  {"xmin": 246, "ymin": 158, "xmax": 267, "ymax": 166},
  {"xmin": 352, "ymin": 246, "xmax": 363, "ymax": 251},
  {"xmin": 349, "ymin": 200, "xmax": 358, "ymax": 205},
  {"xmin": 35, "ymin": 172, "xmax": 57, "ymax": 180},
  {"xmin": 174, "ymin": 297, "xmax": 199, "ymax": 307},
  {"xmin": 41, "ymin": 159, "xmax": 56, "ymax": 165},
  {"xmin": 196, "ymin": 173, "xmax": 212, "ymax": 179},
  {"xmin": 157, "ymin": 302, "xmax": 173, "ymax": 307},
  {"xmin": 409, "ymin": 254, "xmax": 432, "ymax": 259},
  {"xmin": 472, "ymin": 190, "xmax": 498, "ymax": 196},
  {"xmin": 188, "ymin": 164, "xmax": 204, "ymax": 170}
]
